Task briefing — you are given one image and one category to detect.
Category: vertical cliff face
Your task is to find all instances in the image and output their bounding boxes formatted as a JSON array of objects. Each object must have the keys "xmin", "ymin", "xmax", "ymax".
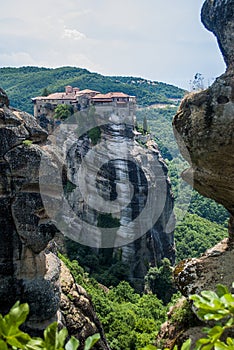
[
  {"xmin": 0, "ymin": 94, "xmax": 110, "ymax": 349},
  {"xmin": 172, "ymin": 0, "xmax": 234, "ymax": 294},
  {"xmin": 155, "ymin": 1, "xmax": 234, "ymax": 347},
  {"xmin": 57, "ymin": 111, "xmax": 176, "ymax": 290}
]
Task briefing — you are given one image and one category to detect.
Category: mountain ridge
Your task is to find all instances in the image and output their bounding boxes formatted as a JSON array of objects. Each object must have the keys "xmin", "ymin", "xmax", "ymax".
[{"xmin": 0, "ymin": 66, "xmax": 185, "ymax": 114}]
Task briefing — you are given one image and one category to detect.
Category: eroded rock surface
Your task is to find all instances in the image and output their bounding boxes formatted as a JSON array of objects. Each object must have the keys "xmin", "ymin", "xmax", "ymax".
[
  {"xmin": 60, "ymin": 262, "xmax": 110, "ymax": 350},
  {"xmin": 173, "ymin": 0, "xmax": 234, "ymax": 218},
  {"xmin": 156, "ymin": 1, "xmax": 234, "ymax": 348},
  {"xmin": 201, "ymin": 0, "xmax": 234, "ymax": 70},
  {"xmin": 0, "ymin": 95, "xmax": 109, "ymax": 349},
  {"xmin": 56, "ymin": 116, "xmax": 176, "ymax": 291},
  {"xmin": 173, "ymin": 0, "xmax": 234, "ymax": 293},
  {"xmin": 174, "ymin": 239, "xmax": 234, "ymax": 296},
  {"xmin": 173, "ymin": 74, "xmax": 234, "ymax": 218}
]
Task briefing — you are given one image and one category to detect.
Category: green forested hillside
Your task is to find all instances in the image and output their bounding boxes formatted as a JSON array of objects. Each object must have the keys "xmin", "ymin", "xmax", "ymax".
[
  {"xmin": 0, "ymin": 66, "xmax": 185, "ymax": 114},
  {"xmin": 174, "ymin": 213, "xmax": 227, "ymax": 263},
  {"xmin": 60, "ymin": 254, "xmax": 169, "ymax": 350}
]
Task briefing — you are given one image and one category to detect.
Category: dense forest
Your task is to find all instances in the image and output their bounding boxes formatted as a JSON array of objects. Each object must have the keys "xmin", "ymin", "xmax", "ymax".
[{"xmin": 0, "ymin": 66, "xmax": 185, "ymax": 114}]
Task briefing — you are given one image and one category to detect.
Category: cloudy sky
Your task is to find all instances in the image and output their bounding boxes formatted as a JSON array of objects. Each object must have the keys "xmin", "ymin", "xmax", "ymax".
[{"xmin": 0, "ymin": 0, "xmax": 226, "ymax": 89}]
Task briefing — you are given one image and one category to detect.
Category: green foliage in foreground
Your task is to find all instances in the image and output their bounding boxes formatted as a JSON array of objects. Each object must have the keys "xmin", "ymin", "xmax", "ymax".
[
  {"xmin": 0, "ymin": 301, "xmax": 99, "ymax": 350},
  {"xmin": 2, "ymin": 270, "xmax": 233, "ymax": 350},
  {"xmin": 141, "ymin": 283, "xmax": 234, "ymax": 350},
  {"xmin": 190, "ymin": 283, "xmax": 234, "ymax": 350}
]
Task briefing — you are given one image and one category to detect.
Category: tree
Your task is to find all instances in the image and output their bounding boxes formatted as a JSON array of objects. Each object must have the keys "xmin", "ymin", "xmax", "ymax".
[
  {"xmin": 191, "ymin": 73, "xmax": 204, "ymax": 91},
  {"xmin": 144, "ymin": 258, "xmax": 177, "ymax": 304},
  {"xmin": 143, "ymin": 115, "xmax": 148, "ymax": 134},
  {"xmin": 54, "ymin": 104, "xmax": 74, "ymax": 121},
  {"xmin": 41, "ymin": 87, "xmax": 51, "ymax": 96}
]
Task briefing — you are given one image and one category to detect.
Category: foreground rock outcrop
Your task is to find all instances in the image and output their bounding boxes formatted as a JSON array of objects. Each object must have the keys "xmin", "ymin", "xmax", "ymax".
[
  {"xmin": 173, "ymin": 0, "xmax": 234, "ymax": 296},
  {"xmin": 174, "ymin": 0, "xmax": 234, "ymax": 220},
  {"xmin": 156, "ymin": 1, "xmax": 234, "ymax": 347},
  {"xmin": 0, "ymin": 94, "xmax": 110, "ymax": 349}
]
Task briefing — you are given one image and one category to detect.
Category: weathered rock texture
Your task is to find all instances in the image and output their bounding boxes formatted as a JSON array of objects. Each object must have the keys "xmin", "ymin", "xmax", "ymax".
[
  {"xmin": 59, "ymin": 116, "xmax": 175, "ymax": 291},
  {"xmin": 173, "ymin": 0, "xmax": 234, "ymax": 295},
  {"xmin": 174, "ymin": 0, "xmax": 234, "ymax": 219},
  {"xmin": 156, "ymin": 2, "xmax": 234, "ymax": 347},
  {"xmin": 201, "ymin": 0, "xmax": 234, "ymax": 71},
  {"xmin": 59, "ymin": 262, "xmax": 110, "ymax": 350},
  {"xmin": 0, "ymin": 94, "xmax": 109, "ymax": 349}
]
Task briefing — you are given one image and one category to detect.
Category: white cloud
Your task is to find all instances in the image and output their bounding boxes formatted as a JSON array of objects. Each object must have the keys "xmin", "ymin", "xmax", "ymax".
[
  {"xmin": 0, "ymin": 51, "xmax": 36, "ymax": 66},
  {"xmin": 62, "ymin": 28, "xmax": 86, "ymax": 41},
  {"xmin": 0, "ymin": 0, "xmax": 226, "ymax": 89}
]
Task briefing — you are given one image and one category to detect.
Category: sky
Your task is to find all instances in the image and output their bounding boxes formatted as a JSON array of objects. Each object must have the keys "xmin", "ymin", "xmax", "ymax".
[{"xmin": 0, "ymin": 0, "xmax": 226, "ymax": 89}]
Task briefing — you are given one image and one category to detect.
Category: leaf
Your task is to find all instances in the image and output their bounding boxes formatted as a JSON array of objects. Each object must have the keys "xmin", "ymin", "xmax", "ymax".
[
  {"xmin": 203, "ymin": 312, "xmax": 228, "ymax": 321},
  {"xmin": 199, "ymin": 344, "xmax": 213, "ymax": 350},
  {"xmin": 196, "ymin": 338, "xmax": 211, "ymax": 345},
  {"xmin": 84, "ymin": 333, "xmax": 100, "ymax": 350},
  {"xmin": 65, "ymin": 336, "xmax": 79, "ymax": 350},
  {"xmin": 216, "ymin": 285, "xmax": 229, "ymax": 298},
  {"xmin": 0, "ymin": 339, "xmax": 8, "ymax": 350},
  {"xmin": 202, "ymin": 327, "xmax": 212, "ymax": 334},
  {"xmin": 140, "ymin": 346, "xmax": 158, "ymax": 350},
  {"xmin": 214, "ymin": 341, "xmax": 230, "ymax": 350},
  {"xmin": 0, "ymin": 316, "xmax": 8, "ymax": 337},
  {"xmin": 7, "ymin": 302, "xmax": 29, "ymax": 327},
  {"xmin": 226, "ymin": 338, "xmax": 234, "ymax": 346},
  {"xmin": 26, "ymin": 337, "xmax": 44, "ymax": 349},
  {"xmin": 43, "ymin": 321, "xmax": 57, "ymax": 348},
  {"xmin": 6, "ymin": 331, "xmax": 31, "ymax": 348},
  {"xmin": 181, "ymin": 338, "xmax": 191, "ymax": 350},
  {"xmin": 220, "ymin": 294, "xmax": 234, "ymax": 310},
  {"xmin": 201, "ymin": 291, "xmax": 219, "ymax": 301},
  {"xmin": 56, "ymin": 328, "xmax": 68, "ymax": 348}
]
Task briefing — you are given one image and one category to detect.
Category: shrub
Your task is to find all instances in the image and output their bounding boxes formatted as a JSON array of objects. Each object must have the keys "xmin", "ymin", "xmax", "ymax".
[{"xmin": 22, "ymin": 140, "xmax": 33, "ymax": 147}]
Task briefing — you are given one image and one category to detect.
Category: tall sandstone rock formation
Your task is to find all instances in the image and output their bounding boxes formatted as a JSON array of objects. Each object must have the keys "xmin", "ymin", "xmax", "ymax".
[
  {"xmin": 61, "ymin": 118, "xmax": 175, "ymax": 291},
  {"xmin": 0, "ymin": 96, "xmax": 110, "ymax": 349},
  {"xmin": 173, "ymin": 0, "xmax": 234, "ymax": 296}
]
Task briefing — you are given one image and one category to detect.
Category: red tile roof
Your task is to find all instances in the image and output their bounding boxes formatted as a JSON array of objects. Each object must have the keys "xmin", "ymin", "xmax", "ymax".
[
  {"xmin": 91, "ymin": 92, "xmax": 130, "ymax": 100},
  {"xmin": 32, "ymin": 92, "xmax": 77, "ymax": 101},
  {"xmin": 32, "ymin": 89, "xmax": 100, "ymax": 101},
  {"xmin": 32, "ymin": 89, "xmax": 134, "ymax": 103},
  {"xmin": 77, "ymin": 89, "xmax": 100, "ymax": 94}
]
